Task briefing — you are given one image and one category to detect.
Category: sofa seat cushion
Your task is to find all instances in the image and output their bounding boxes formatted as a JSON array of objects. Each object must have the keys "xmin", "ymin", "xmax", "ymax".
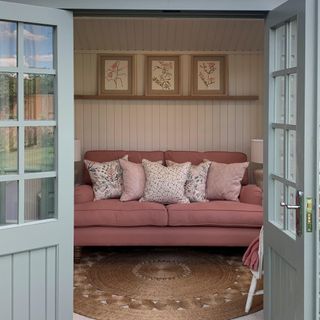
[
  {"xmin": 167, "ymin": 201, "xmax": 263, "ymax": 228},
  {"xmin": 75, "ymin": 200, "xmax": 168, "ymax": 227}
]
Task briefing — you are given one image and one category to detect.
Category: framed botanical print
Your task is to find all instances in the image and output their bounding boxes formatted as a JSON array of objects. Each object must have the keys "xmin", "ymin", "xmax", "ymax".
[
  {"xmin": 98, "ymin": 54, "xmax": 134, "ymax": 96},
  {"xmin": 145, "ymin": 55, "xmax": 180, "ymax": 96},
  {"xmin": 191, "ymin": 55, "xmax": 227, "ymax": 95}
]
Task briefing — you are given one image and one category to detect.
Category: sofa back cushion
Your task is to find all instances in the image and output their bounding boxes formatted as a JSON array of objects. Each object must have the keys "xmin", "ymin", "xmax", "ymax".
[
  {"xmin": 164, "ymin": 150, "xmax": 249, "ymax": 185},
  {"xmin": 83, "ymin": 150, "xmax": 164, "ymax": 185}
]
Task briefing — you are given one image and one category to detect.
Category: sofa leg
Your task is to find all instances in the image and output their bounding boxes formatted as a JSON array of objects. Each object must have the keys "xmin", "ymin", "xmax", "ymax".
[{"xmin": 74, "ymin": 246, "xmax": 82, "ymax": 264}]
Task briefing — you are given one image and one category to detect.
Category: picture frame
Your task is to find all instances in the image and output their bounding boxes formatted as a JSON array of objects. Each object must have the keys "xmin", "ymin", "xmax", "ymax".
[
  {"xmin": 98, "ymin": 54, "xmax": 134, "ymax": 96},
  {"xmin": 145, "ymin": 55, "xmax": 180, "ymax": 96},
  {"xmin": 191, "ymin": 55, "xmax": 227, "ymax": 95}
]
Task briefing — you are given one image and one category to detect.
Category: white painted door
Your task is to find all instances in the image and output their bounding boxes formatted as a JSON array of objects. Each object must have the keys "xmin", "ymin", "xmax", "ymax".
[
  {"xmin": 0, "ymin": 1, "xmax": 74, "ymax": 319},
  {"xmin": 264, "ymin": 0, "xmax": 318, "ymax": 319}
]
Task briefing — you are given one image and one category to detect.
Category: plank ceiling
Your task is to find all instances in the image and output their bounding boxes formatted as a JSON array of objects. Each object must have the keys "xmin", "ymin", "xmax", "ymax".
[{"xmin": 74, "ymin": 18, "xmax": 264, "ymax": 52}]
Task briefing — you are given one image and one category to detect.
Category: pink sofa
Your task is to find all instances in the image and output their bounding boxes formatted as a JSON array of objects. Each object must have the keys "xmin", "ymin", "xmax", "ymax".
[{"xmin": 74, "ymin": 150, "xmax": 263, "ymax": 257}]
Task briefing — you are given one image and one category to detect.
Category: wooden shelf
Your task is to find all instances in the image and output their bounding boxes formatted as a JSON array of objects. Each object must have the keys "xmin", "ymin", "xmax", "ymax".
[{"xmin": 74, "ymin": 95, "xmax": 259, "ymax": 101}]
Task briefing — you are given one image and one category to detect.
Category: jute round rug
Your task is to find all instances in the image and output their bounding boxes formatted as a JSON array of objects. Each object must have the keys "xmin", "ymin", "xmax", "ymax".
[{"xmin": 74, "ymin": 248, "xmax": 263, "ymax": 320}]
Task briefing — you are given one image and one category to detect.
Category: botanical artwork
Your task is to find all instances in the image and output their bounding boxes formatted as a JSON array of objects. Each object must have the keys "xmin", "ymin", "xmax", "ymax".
[
  {"xmin": 151, "ymin": 60, "xmax": 175, "ymax": 91},
  {"xmin": 105, "ymin": 60, "xmax": 128, "ymax": 91},
  {"xmin": 146, "ymin": 56, "xmax": 180, "ymax": 96},
  {"xmin": 192, "ymin": 55, "xmax": 227, "ymax": 95},
  {"xmin": 197, "ymin": 60, "xmax": 220, "ymax": 91},
  {"xmin": 99, "ymin": 55, "xmax": 133, "ymax": 95}
]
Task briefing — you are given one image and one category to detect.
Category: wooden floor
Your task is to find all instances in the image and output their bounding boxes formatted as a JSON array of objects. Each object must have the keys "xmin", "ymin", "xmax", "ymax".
[{"xmin": 73, "ymin": 310, "xmax": 264, "ymax": 320}]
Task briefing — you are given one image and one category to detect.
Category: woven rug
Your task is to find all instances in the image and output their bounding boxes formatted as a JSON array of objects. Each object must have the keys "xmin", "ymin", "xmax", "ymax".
[{"xmin": 74, "ymin": 248, "xmax": 263, "ymax": 320}]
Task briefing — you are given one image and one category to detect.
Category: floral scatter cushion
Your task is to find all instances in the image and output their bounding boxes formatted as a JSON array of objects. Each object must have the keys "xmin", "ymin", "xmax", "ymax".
[
  {"xmin": 84, "ymin": 155, "xmax": 128, "ymax": 200},
  {"xmin": 166, "ymin": 160, "xmax": 210, "ymax": 202},
  {"xmin": 119, "ymin": 159, "xmax": 163, "ymax": 202},
  {"xmin": 204, "ymin": 160, "xmax": 249, "ymax": 201},
  {"xmin": 140, "ymin": 159, "xmax": 191, "ymax": 204}
]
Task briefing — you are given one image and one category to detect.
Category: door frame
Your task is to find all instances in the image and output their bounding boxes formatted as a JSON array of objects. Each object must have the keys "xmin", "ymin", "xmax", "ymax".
[{"xmin": 2, "ymin": 0, "xmax": 319, "ymax": 318}]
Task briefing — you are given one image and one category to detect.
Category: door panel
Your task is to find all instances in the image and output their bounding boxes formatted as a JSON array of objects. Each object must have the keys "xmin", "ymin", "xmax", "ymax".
[
  {"xmin": 270, "ymin": 249, "xmax": 296, "ymax": 319},
  {"xmin": 265, "ymin": 0, "xmax": 318, "ymax": 319},
  {"xmin": 0, "ymin": 255, "xmax": 12, "ymax": 320},
  {"xmin": 0, "ymin": 247, "xmax": 58, "ymax": 320},
  {"xmin": 0, "ymin": 1, "xmax": 73, "ymax": 319},
  {"xmin": 13, "ymin": 252, "xmax": 30, "ymax": 320},
  {"xmin": 29, "ymin": 249, "xmax": 47, "ymax": 320}
]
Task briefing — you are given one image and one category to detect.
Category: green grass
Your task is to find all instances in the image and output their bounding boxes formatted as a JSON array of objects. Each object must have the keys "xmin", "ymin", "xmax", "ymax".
[{"xmin": 0, "ymin": 146, "xmax": 55, "ymax": 174}]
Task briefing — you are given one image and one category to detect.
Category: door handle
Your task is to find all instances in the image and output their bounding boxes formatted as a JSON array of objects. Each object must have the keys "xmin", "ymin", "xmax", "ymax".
[
  {"xmin": 280, "ymin": 202, "xmax": 300, "ymax": 210},
  {"xmin": 279, "ymin": 190, "xmax": 303, "ymax": 236}
]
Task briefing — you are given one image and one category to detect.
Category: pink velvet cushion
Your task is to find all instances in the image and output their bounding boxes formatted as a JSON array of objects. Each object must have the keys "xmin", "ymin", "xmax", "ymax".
[
  {"xmin": 74, "ymin": 185, "xmax": 94, "ymax": 204},
  {"xmin": 75, "ymin": 199, "xmax": 168, "ymax": 227},
  {"xmin": 205, "ymin": 161, "xmax": 249, "ymax": 201},
  {"xmin": 165, "ymin": 150, "xmax": 248, "ymax": 185},
  {"xmin": 167, "ymin": 201, "xmax": 263, "ymax": 227},
  {"xmin": 119, "ymin": 159, "xmax": 145, "ymax": 201}
]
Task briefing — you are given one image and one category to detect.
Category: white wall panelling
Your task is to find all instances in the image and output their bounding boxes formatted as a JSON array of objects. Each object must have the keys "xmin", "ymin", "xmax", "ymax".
[{"xmin": 75, "ymin": 51, "xmax": 264, "ymax": 160}]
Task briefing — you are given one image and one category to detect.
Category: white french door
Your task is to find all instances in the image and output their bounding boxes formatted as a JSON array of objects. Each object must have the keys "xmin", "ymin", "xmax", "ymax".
[
  {"xmin": 264, "ymin": 0, "xmax": 318, "ymax": 319},
  {"xmin": 0, "ymin": 1, "xmax": 73, "ymax": 319}
]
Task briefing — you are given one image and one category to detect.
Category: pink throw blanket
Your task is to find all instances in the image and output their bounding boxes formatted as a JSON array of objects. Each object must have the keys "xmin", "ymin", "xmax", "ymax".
[{"xmin": 242, "ymin": 236, "xmax": 259, "ymax": 271}]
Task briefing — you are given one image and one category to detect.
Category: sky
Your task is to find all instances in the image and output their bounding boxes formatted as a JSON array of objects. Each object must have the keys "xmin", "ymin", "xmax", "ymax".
[{"xmin": 0, "ymin": 21, "xmax": 53, "ymax": 69}]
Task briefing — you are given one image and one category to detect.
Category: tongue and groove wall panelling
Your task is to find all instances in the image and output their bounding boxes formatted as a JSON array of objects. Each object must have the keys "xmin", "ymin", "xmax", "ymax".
[{"xmin": 74, "ymin": 52, "xmax": 264, "ymax": 158}]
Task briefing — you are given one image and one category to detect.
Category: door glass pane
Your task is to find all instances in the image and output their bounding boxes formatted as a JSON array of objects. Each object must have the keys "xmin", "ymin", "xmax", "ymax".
[
  {"xmin": 274, "ymin": 179, "xmax": 285, "ymax": 228},
  {"xmin": 0, "ymin": 181, "xmax": 18, "ymax": 225},
  {"xmin": 0, "ymin": 21, "xmax": 17, "ymax": 67},
  {"xmin": 275, "ymin": 76, "xmax": 285, "ymax": 123},
  {"xmin": 275, "ymin": 24, "xmax": 286, "ymax": 71},
  {"xmin": 288, "ymin": 130, "xmax": 296, "ymax": 182},
  {"xmin": 287, "ymin": 186, "xmax": 296, "ymax": 234},
  {"xmin": 288, "ymin": 73, "xmax": 297, "ymax": 125},
  {"xmin": 25, "ymin": 127, "xmax": 54, "ymax": 172},
  {"xmin": 289, "ymin": 19, "xmax": 297, "ymax": 68},
  {"xmin": 24, "ymin": 74, "xmax": 55, "ymax": 120},
  {"xmin": 23, "ymin": 24, "xmax": 53, "ymax": 69},
  {"xmin": 25, "ymin": 177, "xmax": 55, "ymax": 222},
  {"xmin": 274, "ymin": 129, "xmax": 285, "ymax": 177},
  {"xmin": 0, "ymin": 127, "xmax": 18, "ymax": 175},
  {"xmin": 0, "ymin": 73, "xmax": 17, "ymax": 120}
]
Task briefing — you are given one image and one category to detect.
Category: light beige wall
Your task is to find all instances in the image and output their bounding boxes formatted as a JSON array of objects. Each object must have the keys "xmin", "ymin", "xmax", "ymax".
[{"xmin": 74, "ymin": 51, "xmax": 264, "ymax": 160}]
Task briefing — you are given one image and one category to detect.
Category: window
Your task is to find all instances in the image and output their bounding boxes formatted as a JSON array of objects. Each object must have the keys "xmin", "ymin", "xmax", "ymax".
[
  {"xmin": 271, "ymin": 20, "xmax": 297, "ymax": 235},
  {"xmin": 270, "ymin": 19, "xmax": 297, "ymax": 235},
  {"xmin": 0, "ymin": 21, "xmax": 57, "ymax": 225}
]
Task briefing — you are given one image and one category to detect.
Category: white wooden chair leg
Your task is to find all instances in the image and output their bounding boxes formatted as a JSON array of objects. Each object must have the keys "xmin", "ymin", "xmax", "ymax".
[{"xmin": 245, "ymin": 276, "xmax": 257, "ymax": 313}]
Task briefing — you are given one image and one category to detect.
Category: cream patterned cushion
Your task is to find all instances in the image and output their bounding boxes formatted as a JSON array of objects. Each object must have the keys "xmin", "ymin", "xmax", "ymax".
[
  {"xmin": 84, "ymin": 155, "xmax": 128, "ymax": 200},
  {"xmin": 166, "ymin": 160, "xmax": 210, "ymax": 202},
  {"xmin": 140, "ymin": 159, "xmax": 191, "ymax": 204},
  {"xmin": 205, "ymin": 160, "xmax": 249, "ymax": 201}
]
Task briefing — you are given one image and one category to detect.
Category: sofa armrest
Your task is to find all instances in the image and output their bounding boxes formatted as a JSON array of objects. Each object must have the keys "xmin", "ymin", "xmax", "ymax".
[
  {"xmin": 75, "ymin": 185, "xmax": 94, "ymax": 204},
  {"xmin": 239, "ymin": 184, "xmax": 262, "ymax": 206}
]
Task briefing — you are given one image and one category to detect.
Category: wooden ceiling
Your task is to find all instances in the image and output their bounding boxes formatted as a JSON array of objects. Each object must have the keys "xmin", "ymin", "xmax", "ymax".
[{"xmin": 74, "ymin": 17, "xmax": 264, "ymax": 52}]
